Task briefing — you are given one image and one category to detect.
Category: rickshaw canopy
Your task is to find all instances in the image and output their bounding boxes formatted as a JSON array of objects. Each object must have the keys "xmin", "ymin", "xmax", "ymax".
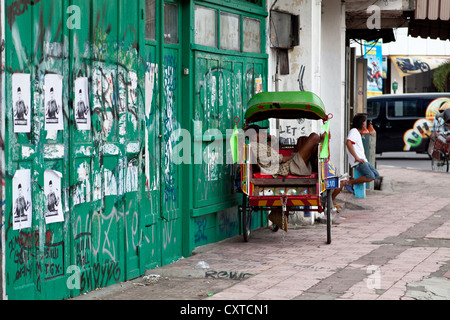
[{"xmin": 244, "ymin": 91, "xmax": 328, "ymax": 126}]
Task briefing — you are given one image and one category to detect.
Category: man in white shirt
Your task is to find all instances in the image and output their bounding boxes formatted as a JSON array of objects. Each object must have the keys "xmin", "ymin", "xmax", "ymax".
[{"xmin": 345, "ymin": 114, "xmax": 380, "ymax": 193}]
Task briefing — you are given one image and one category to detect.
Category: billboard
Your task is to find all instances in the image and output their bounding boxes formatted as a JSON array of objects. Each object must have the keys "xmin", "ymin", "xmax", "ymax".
[{"xmin": 364, "ymin": 40, "xmax": 383, "ymax": 97}]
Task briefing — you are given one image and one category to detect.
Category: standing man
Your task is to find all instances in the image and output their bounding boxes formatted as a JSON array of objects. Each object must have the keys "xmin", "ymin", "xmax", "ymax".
[{"xmin": 345, "ymin": 113, "xmax": 380, "ymax": 193}]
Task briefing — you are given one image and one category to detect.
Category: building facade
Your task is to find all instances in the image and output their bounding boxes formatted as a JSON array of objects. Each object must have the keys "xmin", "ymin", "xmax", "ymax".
[
  {"xmin": 2, "ymin": 0, "xmax": 443, "ymax": 300},
  {"xmin": 1, "ymin": 0, "xmax": 268, "ymax": 300}
]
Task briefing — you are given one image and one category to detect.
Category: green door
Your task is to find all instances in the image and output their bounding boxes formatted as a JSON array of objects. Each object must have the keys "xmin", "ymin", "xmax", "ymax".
[
  {"xmin": 160, "ymin": 0, "xmax": 183, "ymax": 266},
  {"xmin": 140, "ymin": 0, "xmax": 184, "ymax": 269},
  {"xmin": 4, "ymin": 0, "xmax": 71, "ymax": 300},
  {"xmin": 141, "ymin": 0, "xmax": 163, "ymax": 271},
  {"xmin": 69, "ymin": 0, "xmax": 146, "ymax": 294},
  {"xmin": 4, "ymin": 0, "xmax": 149, "ymax": 299}
]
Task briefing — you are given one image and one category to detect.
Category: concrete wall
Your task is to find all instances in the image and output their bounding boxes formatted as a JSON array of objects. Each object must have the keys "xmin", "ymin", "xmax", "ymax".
[
  {"xmin": 267, "ymin": 0, "xmax": 347, "ymax": 174},
  {"xmin": 267, "ymin": 0, "xmax": 321, "ymax": 140},
  {"xmin": 382, "ymin": 28, "xmax": 450, "ymax": 56},
  {"xmin": 320, "ymin": 0, "xmax": 347, "ymax": 174}
]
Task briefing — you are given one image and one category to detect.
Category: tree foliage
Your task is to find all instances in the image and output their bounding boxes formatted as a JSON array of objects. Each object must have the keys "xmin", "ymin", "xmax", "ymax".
[{"xmin": 433, "ymin": 61, "xmax": 450, "ymax": 92}]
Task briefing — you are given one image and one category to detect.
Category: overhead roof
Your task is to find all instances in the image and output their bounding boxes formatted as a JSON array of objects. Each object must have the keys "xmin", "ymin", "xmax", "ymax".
[
  {"xmin": 409, "ymin": 0, "xmax": 450, "ymax": 40},
  {"xmin": 415, "ymin": 0, "xmax": 450, "ymax": 20},
  {"xmin": 345, "ymin": 0, "xmax": 411, "ymax": 44},
  {"xmin": 345, "ymin": 0, "xmax": 450, "ymax": 41}
]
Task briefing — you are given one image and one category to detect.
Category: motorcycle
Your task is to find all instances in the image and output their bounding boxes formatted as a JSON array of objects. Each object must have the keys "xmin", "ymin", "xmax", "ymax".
[{"xmin": 396, "ymin": 57, "xmax": 430, "ymax": 74}]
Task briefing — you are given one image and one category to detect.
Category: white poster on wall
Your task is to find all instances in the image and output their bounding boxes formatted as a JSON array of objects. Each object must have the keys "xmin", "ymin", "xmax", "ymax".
[
  {"xmin": 12, "ymin": 73, "xmax": 31, "ymax": 133},
  {"xmin": 44, "ymin": 169, "xmax": 64, "ymax": 224},
  {"xmin": 74, "ymin": 77, "xmax": 91, "ymax": 130},
  {"xmin": 12, "ymin": 169, "xmax": 32, "ymax": 230},
  {"xmin": 44, "ymin": 74, "xmax": 64, "ymax": 131}
]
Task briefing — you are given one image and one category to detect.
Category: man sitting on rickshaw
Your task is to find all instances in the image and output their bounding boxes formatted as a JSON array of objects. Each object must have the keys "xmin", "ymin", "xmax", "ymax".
[
  {"xmin": 246, "ymin": 124, "xmax": 350, "ymax": 212},
  {"xmin": 246, "ymin": 124, "xmax": 324, "ymax": 177}
]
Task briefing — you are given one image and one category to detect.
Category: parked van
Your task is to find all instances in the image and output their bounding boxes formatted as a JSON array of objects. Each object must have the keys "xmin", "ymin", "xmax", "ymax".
[{"xmin": 367, "ymin": 93, "xmax": 450, "ymax": 154}]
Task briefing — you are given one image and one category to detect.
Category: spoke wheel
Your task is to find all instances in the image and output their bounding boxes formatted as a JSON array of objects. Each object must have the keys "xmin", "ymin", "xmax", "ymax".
[
  {"xmin": 242, "ymin": 194, "xmax": 252, "ymax": 242},
  {"xmin": 326, "ymin": 191, "xmax": 332, "ymax": 244},
  {"xmin": 321, "ymin": 191, "xmax": 332, "ymax": 244}
]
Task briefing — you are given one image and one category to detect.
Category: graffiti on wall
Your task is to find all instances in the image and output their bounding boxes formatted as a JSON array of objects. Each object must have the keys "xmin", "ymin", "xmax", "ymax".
[
  {"xmin": 3, "ymin": 1, "xmax": 165, "ymax": 297},
  {"xmin": 195, "ymin": 64, "xmax": 262, "ymax": 204}
]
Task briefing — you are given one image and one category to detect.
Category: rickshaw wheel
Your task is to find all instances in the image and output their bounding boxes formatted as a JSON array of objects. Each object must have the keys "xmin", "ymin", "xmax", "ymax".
[
  {"xmin": 242, "ymin": 193, "xmax": 252, "ymax": 242},
  {"xmin": 431, "ymin": 150, "xmax": 449, "ymax": 172},
  {"xmin": 321, "ymin": 190, "xmax": 332, "ymax": 244},
  {"xmin": 326, "ymin": 190, "xmax": 332, "ymax": 245}
]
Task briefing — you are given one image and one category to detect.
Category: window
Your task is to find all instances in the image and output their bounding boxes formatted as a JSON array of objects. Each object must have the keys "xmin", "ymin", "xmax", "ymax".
[
  {"xmin": 194, "ymin": 5, "xmax": 262, "ymax": 54},
  {"xmin": 367, "ymin": 101, "xmax": 381, "ymax": 118},
  {"xmin": 220, "ymin": 12, "xmax": 240, "ymax": 51},
  {"xmin": 145, "ymin": 0, "xmax": 156, "ymax": 40},
  {"xmin": 387, "ymin": 100, "xmax": 421, "ymax": 118},
  {"xmin": 164, "ymin": 3, "xmax": 178, "ymax": 44},
  {"xmin": 243, "ymin": 17, "xmax": 261, "ymax": 53},
  {"xmin": 195, "ymin": 5, "xmax": 217, "ymax": 47}
]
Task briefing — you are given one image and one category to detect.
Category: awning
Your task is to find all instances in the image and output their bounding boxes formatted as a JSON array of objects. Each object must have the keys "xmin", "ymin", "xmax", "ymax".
[
  {"xmin": 347, "ymin": 28, "xmax": 396, "ymax": 44},
  {"xmin": 409, "ymin": 0, "xmax": 450, "ymax": 40},
  {"xmin": 415, "ymin": 0, "xmax": 450, "ymax": 20},
  {"xmin": 408, "ymin": 18, "xmax": 450, "ymax": 40}
]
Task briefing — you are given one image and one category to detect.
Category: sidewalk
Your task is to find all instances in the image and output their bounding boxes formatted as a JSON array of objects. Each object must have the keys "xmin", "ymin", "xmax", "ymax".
[{"xmin": 73, "ymin": 166, "xmax": 450, "ymax": 301}]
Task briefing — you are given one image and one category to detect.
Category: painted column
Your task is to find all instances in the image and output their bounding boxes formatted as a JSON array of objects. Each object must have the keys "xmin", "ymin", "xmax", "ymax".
[{"xmin": 320, "ymin": 0, "xmax": 346, "ymax": 174}]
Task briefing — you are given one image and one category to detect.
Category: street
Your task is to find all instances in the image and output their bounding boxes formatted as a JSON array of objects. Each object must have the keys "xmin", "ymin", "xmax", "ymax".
[
  {"xmin": 376, "ymin": 152, "xmax": 432, "ymax": 171},
  {"xmin": 74, "ymin": 166, "xmax": 450, "ymax": 304}
]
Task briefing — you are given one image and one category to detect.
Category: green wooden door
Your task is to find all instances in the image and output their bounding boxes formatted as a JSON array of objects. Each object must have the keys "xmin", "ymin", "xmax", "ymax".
[
  {"xmin": 191, "ymin": 50, "xmax": 267, "ymax": 250},
  {"xmin": 4, "ymin": 0, "xmax": 149, "ymax": 299},
  {"xmin": 4, "ymin": 0, "xmax": 71, "ymax": 300},
  {"xmin": 160, "ymin": 0, "xmax": 183, "ymax": 266},
  {"xmin": 141, "ymin": 0, "xmax": 163, "ymax": 271}
]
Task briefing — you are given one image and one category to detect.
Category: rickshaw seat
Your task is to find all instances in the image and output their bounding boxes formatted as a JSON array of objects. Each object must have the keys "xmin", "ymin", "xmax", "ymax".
[{"xmin": 253, "ymin": 172, "xmax": 318, "ymax": 179}]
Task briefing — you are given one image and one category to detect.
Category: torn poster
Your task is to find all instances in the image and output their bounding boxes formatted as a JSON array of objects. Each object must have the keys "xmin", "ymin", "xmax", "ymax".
[
  {"xmin": 44, "ymin": 74, "xmax": 64, "ymax": 131},
  {"xmin": 44, "ymin": 170, "xmax": 64, "ymax": 224},
  {"xmin": 12, "ymin": 169, "xmax": 32, "ymax": 230},
  {"xmin": 74, "ymin": 77, "xmax": 91, "ymax": 130},
  {"xmin": 12, "ymin": 73, "xmax": 31, "ymax": 133},
  {"xmin": 144, "ymin": 63, "xmax": 157, "ymax": 192}
]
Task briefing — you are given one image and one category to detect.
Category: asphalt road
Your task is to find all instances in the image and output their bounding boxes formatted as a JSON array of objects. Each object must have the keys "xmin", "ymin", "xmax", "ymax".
[{"xmin": 376, "ymin": 152, "xmax": 432, "ymax": 171}]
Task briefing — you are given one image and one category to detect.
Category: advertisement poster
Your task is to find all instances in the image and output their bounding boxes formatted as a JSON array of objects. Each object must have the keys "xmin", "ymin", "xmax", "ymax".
[
  {"xmin": 364, "ymin": 40, "xmax": 383, "ymax": 97},
  {"xmin": 44, "ymin": 74, "xmax": 64, "ymax": 131},
  {"xmin": 12, "ymin": 169, "xmax": 32, "ymax": 230},
  {"xmin": 391, "ymin": 56, "xmax": 450, "ymax": 77},
  {"xmin": 12, "ymin": 73, "xmax": 31, "ymax": 133},
  {"xmin": 402, "ymin": 97, "xmax": 450, "ymax": 151},
  {"xmin": 44, "ymin": 169, "xmax": 64, "ymax": 224},
  {"xmin": 74, "ymin": 77, "xmax": 91, "ymax": 130}
]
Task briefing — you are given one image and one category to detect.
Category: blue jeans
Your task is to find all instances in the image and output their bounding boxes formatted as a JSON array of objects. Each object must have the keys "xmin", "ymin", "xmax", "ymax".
[{"xmin": 354, "ymin": 162, "xmax": 379, "ymax": 180}]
